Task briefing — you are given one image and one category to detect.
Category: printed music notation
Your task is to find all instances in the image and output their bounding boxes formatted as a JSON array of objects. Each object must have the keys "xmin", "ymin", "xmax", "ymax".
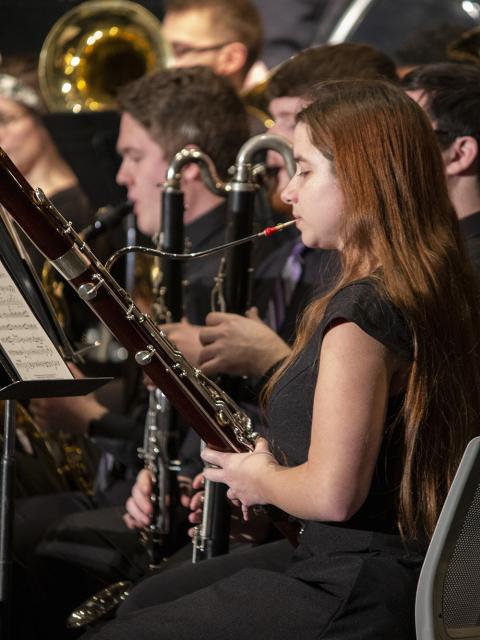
[{"xmin": 0, "ymin": 260, "xmax": 72, "ymax": 381}]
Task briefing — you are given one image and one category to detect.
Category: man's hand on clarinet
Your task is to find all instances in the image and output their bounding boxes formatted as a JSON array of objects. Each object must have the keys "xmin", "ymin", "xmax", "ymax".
[
  {"xmin": 124, "ymin": 469, "xmax": 154, "ymax": 529},
  {"xmin": 160, "ymin": 318, "xmax": 203, "ymax": 365},
  {"xmin": 198, "ymin": 308, "xmax": 291, "ymax": 378},
  {"xmin": 124, "ymin": 470, "xmax": 195, "ymax": 530}
]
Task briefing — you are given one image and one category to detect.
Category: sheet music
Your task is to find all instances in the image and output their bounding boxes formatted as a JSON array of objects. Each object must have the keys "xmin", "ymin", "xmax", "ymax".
[{"xmin": 0, "ymin": 260, "xmax": 72, "ymax": 381}]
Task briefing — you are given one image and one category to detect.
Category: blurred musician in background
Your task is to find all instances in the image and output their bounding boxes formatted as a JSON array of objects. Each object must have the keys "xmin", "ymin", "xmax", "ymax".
[
  {"xmin": 0, "ymin": 55, "xmax": 94, "ymax": 273},
  {"xmin": 401, "ymin": 62, "xmax": 480, "ymax": 272},
  {"xmin": 0, "ymin": 54, "xmax": 114, "ymax": 350},
  {"xmin": 162, "ymin": 0, "xmax": 264, "ymax": 93}
]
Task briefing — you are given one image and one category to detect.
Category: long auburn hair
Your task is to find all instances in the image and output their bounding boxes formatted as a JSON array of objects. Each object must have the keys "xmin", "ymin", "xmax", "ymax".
[{"xmin": 265, "ymin": 80, "xmax": 480, "ymax": 541}]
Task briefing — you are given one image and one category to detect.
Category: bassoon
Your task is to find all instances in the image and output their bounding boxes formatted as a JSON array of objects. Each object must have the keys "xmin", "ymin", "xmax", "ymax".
[{"xmin": 137, "ymin": 145, "xmax": 231, "ymax": 565}]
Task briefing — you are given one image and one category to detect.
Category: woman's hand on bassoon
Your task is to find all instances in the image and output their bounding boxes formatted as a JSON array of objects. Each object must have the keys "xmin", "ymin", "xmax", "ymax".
[
  {"xmin": 186, "ymin": 471, "xmax": 271, "ymax": 542},
  {"xmin": 201, "ymin": 438, "xmax": 278, "ymax": 519}
]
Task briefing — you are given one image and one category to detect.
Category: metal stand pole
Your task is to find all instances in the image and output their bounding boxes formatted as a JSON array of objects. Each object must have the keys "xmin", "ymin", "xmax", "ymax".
[{"xmin": 0, "ymin": 399, "xmax": 16, "ymax": 640}]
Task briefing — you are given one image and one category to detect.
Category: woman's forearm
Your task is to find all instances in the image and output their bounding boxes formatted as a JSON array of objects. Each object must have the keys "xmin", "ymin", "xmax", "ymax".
[{"xmin": 258, "ymin": 461, "xmax": 365, "ymax": 522}]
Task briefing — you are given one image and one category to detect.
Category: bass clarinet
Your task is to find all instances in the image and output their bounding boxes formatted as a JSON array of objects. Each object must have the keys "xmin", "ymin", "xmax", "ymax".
[
  {"xmin": 193, "ymin": 134, "xmax": 296, "ymax": 561},
  {"xmin": 137, "ymin": 144, "xmax": 230, "ymax": 565},
  {"xmin": 137, "ymin": 166, "xmax": 186, "ymax": 568}
]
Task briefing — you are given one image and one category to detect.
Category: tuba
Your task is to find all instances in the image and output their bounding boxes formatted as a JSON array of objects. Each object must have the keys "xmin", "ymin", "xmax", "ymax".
[{"xmin": 38, "ymin": 0, "xmax": 170, "ymax": 113}]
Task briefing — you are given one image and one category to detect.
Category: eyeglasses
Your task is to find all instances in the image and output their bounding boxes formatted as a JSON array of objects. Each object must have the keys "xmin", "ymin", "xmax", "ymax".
[{"xmin": 169, "ymin": 40, "xmax": 232, "ymax": 59}]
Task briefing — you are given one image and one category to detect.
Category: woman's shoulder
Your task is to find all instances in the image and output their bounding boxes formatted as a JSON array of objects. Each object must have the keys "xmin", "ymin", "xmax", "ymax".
[{"xmin": 322, "ymin": 278, "xmax": 413, "ymax": 359}]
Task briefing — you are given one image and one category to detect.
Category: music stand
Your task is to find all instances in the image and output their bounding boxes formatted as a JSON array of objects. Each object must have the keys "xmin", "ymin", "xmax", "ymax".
[{"xmin": 0, "ymin": 375, "xmax": 111, "ymax": 640}]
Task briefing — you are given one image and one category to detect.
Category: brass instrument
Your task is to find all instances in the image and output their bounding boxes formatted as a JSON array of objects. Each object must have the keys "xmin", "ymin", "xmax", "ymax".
[
  {"xmin": 4, "ymin": 400, "xmax": 98, "ymax": 497},
  {"xmin": 38, "ymin": 0, "xmax": 170, "ymax": 112},
  {"xmin": 241, "ymin": 75, "xmax": 275, "ymax": 130}
]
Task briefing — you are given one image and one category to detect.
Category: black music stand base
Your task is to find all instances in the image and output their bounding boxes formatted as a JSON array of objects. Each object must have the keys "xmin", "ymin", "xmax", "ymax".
[{"xmin": 0, "ymin": 377, "xmax": 111, "ymax": 640}]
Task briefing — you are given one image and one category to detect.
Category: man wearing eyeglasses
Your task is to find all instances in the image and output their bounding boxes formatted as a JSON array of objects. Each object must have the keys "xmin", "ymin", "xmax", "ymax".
[
  {"xmin": 162, "ymin": 0, "xmax": 264, "ymax": 93},
  {"xmin": 402, "ymin": 62, "xmax": 480, "ymax": 273}
]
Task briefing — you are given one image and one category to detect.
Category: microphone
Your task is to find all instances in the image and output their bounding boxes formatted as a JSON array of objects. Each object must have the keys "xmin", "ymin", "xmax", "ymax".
[{"xmin": 81, "ymin": 200, "xmax": 133, "ymax": 242}]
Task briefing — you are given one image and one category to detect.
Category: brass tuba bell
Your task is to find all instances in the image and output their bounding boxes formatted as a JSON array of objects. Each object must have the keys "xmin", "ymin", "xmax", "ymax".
[{"xmin": 38, "ymin": 0, "xmax": 170, "ymax": 113}]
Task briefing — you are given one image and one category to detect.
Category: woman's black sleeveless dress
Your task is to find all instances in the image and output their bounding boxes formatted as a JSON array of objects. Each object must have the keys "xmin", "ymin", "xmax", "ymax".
[{"xmin": 85, "ymin": 279, "xmax": 425, "ymax": 640}]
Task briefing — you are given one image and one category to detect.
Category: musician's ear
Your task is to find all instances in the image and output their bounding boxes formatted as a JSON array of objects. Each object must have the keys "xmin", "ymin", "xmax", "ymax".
[
  {"xmin": 444, "ymin": 135, "xmax": 478, "ymax": 177},
  {"xmin": 181, "ymin": 161, "xmax": 202, "ymax": 184}
]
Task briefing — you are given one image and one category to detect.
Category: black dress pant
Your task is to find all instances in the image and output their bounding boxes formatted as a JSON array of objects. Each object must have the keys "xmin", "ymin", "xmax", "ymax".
[{"xmin": 81, "ymin": 528, "xmax": 423, "ymax": 640}]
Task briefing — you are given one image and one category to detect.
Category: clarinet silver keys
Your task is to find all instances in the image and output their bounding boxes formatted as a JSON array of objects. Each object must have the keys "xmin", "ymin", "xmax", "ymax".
[{"xmin": 138, "ymin": 387, "xmax": 180, "ymax": 568}]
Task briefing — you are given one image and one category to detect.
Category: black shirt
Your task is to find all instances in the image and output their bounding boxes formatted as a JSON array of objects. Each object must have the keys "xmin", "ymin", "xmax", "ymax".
[{"xmin": 267, "ymin": 279, "xmax": 413, "ymax": 537}]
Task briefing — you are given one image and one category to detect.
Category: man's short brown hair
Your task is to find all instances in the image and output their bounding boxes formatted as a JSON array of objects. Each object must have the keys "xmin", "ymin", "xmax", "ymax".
[
  {"xmin": 267, "ymin": 43, "xmax": 398, "ymax": 101},
  {"xmin": 165, "ymin": 0, "xmax": 263, "ymax": 74},
  {"xmin": 117, "ymin": 66, "xmax": 250, "ymax": 178}
]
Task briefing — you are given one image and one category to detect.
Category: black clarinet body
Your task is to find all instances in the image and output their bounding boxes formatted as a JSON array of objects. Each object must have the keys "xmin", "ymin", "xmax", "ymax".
[
  {"xmin": 137, "ymin": 184, "xmax": 186, "ymax": 567},
  {"xmin": 194, "ymin": 134, "xmax": 295, "ymax": 561},
  {"xmin": 224, "ymin": 186, "xmax": 257, "ymax": 314},
  {"xmin": 81, "ymin": 200, "xmax": 133, "ymax": 243},
  {"xmin": 196, "ymin": 170, "xmax": 258, "ymax": 561},
  {"xmin": 160, "ymin": 187, "xmax": 185, "ymax": 322},
  {"xmin": 224, "ymin": 133, "xmax": 295, "ymax": 315}
]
